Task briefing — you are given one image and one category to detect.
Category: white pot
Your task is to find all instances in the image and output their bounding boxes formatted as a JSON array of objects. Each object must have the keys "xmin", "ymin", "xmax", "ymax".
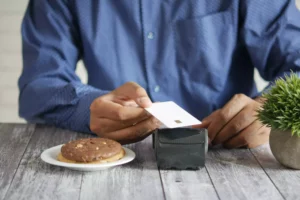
[{"xmin": 269, "ymin": 129, "xmax": 300, "ymax": 170}]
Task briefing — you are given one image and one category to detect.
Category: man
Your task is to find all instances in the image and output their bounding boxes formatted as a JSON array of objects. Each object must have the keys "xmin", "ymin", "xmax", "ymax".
[{"xmin": 19, "ymin": 0, "xmax": 300, "ymax": 147}]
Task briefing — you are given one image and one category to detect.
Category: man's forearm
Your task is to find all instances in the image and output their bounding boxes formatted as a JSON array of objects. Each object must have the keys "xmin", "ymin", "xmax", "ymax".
[{"xmin": 19, "ymin": 79, "xmax": 108, "ymax": 133}]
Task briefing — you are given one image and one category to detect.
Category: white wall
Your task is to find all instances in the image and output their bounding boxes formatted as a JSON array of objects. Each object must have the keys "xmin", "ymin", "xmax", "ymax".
[
  {"xmin": 1, "ymin": 0, "xmax": 299, "ymax": 123},
  {"xmin": 0, "ymin": 0, "xmax": 87, "ymax": 123},
  {"xmin": 0, "ymin": 0, "xmax": 27, "ymax": 123}
]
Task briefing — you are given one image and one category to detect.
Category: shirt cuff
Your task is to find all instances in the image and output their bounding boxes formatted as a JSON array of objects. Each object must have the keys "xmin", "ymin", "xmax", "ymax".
[{"xmin": 68, "ymin": 87, "xmax": 109, "ymax": 134}]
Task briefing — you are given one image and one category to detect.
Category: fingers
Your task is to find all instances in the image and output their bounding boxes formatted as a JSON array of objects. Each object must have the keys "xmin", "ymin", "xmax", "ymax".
[
  {"xmin": 90, "ymin": 112, "xmax": 151, "ymax": 134},
  {"xmin": 89, "ymin": 82, "xmax": 157, "ymax": 144},
  {"xmin": 247, "ymin": 125, "xmax": 270, "ymax": 149},
  {"xmin": 193, "ymin": 111, "xmax": 218, "ymax": 129},
  {"xmin": 97, "ymin": 116, "xmax": 161, "ymax": 144},
  {"xmin": 113, "ymin": 82, "xmax": 152, "ymax": 108},
  {"xmin": 223, "ymin": 120, "xmax": 270, "ymax": 149},
  {"xmin": 201, "ymin": 109, "xmax": 220, "ymax": 124},
  {"xmin": 90, "ymin": 98, "xmax": 147, "ymax": 120},
  {"xmin": 192, "ymin": 120, "xmax": 210, "ymax": 129},
  {"xmin": 205, "ymin": 94, "xmax": 252, "ymax": 141},
  {"xmin": 212, "ymin": 103, "xmax": 257, "ymax": 145}
]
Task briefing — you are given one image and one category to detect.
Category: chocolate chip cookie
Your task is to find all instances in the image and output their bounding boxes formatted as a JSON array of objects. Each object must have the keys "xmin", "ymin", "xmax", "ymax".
[{"xmin": 57, "ymin": 138, "xmax": 125, "ymax": 163}]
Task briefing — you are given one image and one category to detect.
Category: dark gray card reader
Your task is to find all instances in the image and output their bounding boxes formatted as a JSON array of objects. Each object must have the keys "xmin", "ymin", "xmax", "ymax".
[{"xmin": 153, "ymin": 128, "xmax": 208, "ymax": 170}]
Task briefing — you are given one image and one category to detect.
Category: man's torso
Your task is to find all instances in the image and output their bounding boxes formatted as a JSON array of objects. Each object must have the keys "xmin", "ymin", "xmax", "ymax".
[{"xmin": 70, "ymin": 0, "xmax": 258, "ymax": 119}]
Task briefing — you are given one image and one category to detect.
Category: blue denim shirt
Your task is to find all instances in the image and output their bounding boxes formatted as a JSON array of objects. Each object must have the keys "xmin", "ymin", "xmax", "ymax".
[{"xmin": 19, "ymin": 0, "xmax": 300, "ymax": 133}]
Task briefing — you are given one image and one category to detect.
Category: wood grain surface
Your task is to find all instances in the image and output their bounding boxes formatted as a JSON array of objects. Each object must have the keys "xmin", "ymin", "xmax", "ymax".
[
  {"xmin": 251, "ymin": 144, "xmax": 300, "ymax": 200},
  {"xmin": 205, "ymin": 147, "xmax": 283, "ymax": 200},
  {"xmin": 1, "ymin": 123, "xmax": 299, "ymax": 200},
  {"xmin": 0, "ymin": 124, "xmax": 35, "ymax": 200},
  {"xmin": 80, "ymin": 137, "xmax": 164, "ymax": 200},
  {"xmin": 4, "ymin": 125, "xmax": 84, "ymax": 200}
]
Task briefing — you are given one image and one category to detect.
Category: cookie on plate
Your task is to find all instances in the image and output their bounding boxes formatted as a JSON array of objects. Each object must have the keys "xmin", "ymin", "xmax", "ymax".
[{"xmin": 57, "ymin": 138, "xmax": 125, "ymax": 164}]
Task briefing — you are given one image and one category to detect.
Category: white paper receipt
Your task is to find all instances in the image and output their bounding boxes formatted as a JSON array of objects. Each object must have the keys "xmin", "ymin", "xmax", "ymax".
[{"xmin": 145, "ymin": 101, "xmax": 202, "ymax": 128}]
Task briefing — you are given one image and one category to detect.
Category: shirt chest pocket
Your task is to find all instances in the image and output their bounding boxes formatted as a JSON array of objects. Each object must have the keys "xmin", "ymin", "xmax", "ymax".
[{"xmin": 174, "ymin": 11, "xmax": 235, "ymax": 92}]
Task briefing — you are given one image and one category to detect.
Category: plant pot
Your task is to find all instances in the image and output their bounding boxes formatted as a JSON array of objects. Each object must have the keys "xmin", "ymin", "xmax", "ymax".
[{"xmin": 269, "ymin": 129, "xmax": 300, "ymax": 169}]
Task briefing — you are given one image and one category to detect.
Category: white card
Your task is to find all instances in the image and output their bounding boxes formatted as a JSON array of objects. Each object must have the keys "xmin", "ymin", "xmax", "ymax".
[{"xmin": 145, "ymin": 101, "xmax": 202, "ymax": 128}]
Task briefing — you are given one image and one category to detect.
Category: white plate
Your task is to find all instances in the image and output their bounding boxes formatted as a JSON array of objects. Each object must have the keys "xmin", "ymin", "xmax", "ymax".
[{"xmin": 41, "ymin": 144, "xmax": 136, "ymax": 171}]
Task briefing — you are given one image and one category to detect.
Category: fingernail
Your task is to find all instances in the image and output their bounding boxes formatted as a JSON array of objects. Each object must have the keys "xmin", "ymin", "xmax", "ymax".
[
  {"xmin": 146, "ymin": 111, "xmax": 152, "ymax": 117},
  {"xmin": 153, "ymin": 118, "xmax": 162, "ymax": 127},
  {"xmin": 154, "ymin": 118, "xmax": 161, "ymax": 126},
  {"xmin": 124, "ymin": 102, "xmax": 139, "ymax": 107},
  {"xmin": 191, "ymin": 125, "xmax": 199, "ymax": 129},
  {"xmin": 208, "ymin": 138, "xmax": 211, "ymax": 144},
  {"xmin": 202, "ymin": 119, "xmax": 208, "ymax": 124},
  {"xmin": 137, "ymin": 97, "xmax": 152, "ymax": 107}
]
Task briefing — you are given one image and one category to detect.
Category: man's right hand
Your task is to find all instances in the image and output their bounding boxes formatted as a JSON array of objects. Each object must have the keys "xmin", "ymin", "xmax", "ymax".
[{"xmin": 89, "ymin": 82, "xmax": 160, "ymax": 144}]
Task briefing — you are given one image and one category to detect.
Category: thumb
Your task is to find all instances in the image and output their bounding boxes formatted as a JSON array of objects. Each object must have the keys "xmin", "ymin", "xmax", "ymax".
[{"xmin": 114, "ymin": 82, "xmax": 152, "ymax": 108}]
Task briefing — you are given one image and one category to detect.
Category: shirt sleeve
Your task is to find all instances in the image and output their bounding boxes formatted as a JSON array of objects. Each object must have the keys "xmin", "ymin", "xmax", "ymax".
[
  {"xmin": 241, "ymin": 0, "xmax": 300, "ymax": 92},
  {"xmin": 19, "ymin": 0, "xmax": 108, "ymax": 133}
]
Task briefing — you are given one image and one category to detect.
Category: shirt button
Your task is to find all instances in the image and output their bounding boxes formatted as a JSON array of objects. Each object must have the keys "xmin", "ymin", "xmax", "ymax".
[
  {"xmin": 154, "ymin": 85, "xmax": 160, "ymax": 92},
  {"xmin": 147, "ymin": 32, "xmax": 154, "ymax": 39}
]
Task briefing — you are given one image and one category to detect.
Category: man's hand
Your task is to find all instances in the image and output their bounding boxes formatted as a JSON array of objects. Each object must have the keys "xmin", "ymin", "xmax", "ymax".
[
  {"xmin": 89, "ymin": 82, "xmax": 160, "ymax": 144},
  {"xmin": 197, "ymin": 94, "xmax": 270, "ymax": 148}
]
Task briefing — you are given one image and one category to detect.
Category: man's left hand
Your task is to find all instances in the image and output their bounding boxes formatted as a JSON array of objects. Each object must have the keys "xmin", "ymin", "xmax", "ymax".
[{"xmin": 196, "ymin": 94, "xmax": 270, "ymax": 149}]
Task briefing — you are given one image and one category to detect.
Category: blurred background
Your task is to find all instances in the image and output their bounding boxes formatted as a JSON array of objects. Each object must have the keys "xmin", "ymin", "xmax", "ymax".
[
  {"xmin": 0, "ymin": 1, "xmax": 88, "ymax": 123},
  {"xmin": 1, "ymin": 0, "xmax": 299, "ymax": 123}
]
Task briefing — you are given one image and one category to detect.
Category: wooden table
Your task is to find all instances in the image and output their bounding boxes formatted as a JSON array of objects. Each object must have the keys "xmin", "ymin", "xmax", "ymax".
[{"xmin": 1, "ymin": 123, "xmax": 300, "ymax": 200}]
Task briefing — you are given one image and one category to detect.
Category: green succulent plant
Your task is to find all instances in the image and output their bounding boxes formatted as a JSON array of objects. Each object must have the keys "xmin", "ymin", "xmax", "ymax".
[{"xmin": 257, "ymin": 73, "xmax": 300, "ymax": 137}]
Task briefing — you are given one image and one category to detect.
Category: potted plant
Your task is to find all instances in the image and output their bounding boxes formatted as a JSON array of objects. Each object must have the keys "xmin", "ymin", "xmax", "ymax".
[{"xmin": 258, "ymin": 73, "xmax": 300, "ymax": 169}]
